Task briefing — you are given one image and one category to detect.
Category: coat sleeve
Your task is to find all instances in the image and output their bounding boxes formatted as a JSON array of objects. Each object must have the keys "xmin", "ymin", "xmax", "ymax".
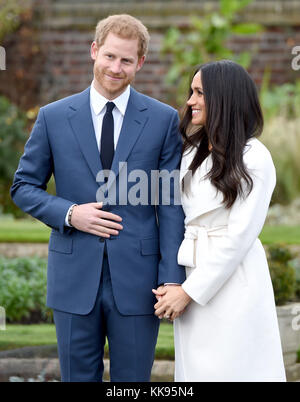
[
  {"xmin": 157, "ymin": 110, "xmax": 186, "ymax": 285},
  {"xmin": 10, "ymin": 107, "xmax": 74, "ymax": 234},
  {"xmin": 182, "ymin": 142, "xmax": 276, "ymax": 305}
]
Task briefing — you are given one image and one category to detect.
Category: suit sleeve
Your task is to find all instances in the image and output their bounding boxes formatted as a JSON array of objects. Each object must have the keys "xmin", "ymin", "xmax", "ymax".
[
  {"xmin": 10, "ymin": 108, "xmax": 74, "ymax": 234},
  {"xmin": 182, "ymin": 144, "xmax": 276, "ymax": 305},
  {"xmin": 157, "ymin": 110, "xmax": 186, "ymax": 285}
]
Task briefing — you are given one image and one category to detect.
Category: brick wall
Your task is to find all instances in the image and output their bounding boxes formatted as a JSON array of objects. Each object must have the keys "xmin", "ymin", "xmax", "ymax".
[{"xmin": 0, "ymin": 0, "xmax": 300, "ymax": 109}]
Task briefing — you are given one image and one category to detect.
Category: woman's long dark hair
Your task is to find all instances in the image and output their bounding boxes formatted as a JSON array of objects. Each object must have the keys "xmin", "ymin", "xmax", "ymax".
[{"xmin": 180, "ymin": 60, "xmax": 264, "ymax": 208}]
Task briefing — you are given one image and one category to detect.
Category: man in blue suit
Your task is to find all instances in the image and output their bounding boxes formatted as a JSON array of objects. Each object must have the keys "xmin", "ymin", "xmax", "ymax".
[{"xmin": 11, "ymin": 14, "xmax": 185, "ymax": 382}]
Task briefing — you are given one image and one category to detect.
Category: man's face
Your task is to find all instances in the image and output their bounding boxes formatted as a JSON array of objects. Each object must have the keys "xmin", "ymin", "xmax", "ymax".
[{"xmin": 91, "ymin": 32, "xmax": 145, "ymax": 99}]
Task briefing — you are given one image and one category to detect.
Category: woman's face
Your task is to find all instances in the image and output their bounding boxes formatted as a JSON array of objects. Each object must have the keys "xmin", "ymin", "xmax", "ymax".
[{"xmin": 187, "ymin": 71, "xmax": 206, "ymax": 126}]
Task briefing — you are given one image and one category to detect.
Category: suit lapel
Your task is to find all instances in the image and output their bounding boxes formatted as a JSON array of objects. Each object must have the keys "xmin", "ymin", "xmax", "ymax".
[{"xmin": 68, "ymin": 87, "xmax": 103, "ymax": 180}]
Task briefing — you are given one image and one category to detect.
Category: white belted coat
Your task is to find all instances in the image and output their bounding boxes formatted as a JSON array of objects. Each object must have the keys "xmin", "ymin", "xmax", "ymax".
[{"xmin": 174, "ymin": 138, "xmax": 286, "ymax": 382}]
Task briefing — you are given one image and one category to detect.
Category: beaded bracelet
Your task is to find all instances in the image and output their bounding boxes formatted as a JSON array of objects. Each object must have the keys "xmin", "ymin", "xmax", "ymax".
[{"xmin": 67, "ymin": 204, "xmax": 77, "ymax": 227}]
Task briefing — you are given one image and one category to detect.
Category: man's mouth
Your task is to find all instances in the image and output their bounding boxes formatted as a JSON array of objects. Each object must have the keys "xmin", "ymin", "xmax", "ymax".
[{"xmin": 105, "ymin": 74, "xmax": 123, "ymax": 81}]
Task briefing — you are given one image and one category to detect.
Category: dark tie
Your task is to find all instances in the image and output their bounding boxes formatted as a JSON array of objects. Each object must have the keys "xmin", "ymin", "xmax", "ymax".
[{"xmin": 100, "ymin": 102, "xmax": 115, "ymax": 171}]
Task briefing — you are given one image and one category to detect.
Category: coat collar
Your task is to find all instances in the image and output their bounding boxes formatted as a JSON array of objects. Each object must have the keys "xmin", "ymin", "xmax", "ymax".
[
  {"xmin": 180, "ymin": 145, "xmax": 198, "ymax": 183},
  {"xmin": 180, "ymin": 145, "xmax": 224, "ymax": 223}
]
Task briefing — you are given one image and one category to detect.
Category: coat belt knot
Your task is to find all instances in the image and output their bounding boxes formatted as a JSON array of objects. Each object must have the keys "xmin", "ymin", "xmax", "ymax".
[{"xmin": 177, "ymin": 225, "xmax": 227, "ymax": 268}]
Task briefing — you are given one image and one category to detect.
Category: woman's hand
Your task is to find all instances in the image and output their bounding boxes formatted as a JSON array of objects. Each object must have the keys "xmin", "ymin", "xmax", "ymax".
[{"xmin": 152, "ymin": 285, "xmax": 192, "ymax": 321}]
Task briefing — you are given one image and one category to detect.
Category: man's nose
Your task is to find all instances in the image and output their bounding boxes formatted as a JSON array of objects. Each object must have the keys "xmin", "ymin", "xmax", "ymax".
[{"xmin": 110, "ymin": 60, "xmax": 122, "ymax": 74}]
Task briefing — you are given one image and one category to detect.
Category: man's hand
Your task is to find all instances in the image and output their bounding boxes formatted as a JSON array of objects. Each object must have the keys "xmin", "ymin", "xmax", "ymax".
[
  {"xmin": 153, "ymin": 285, "xmax": 165, "ymax": 302},
  {"xmin": 152, "ymin": 285, "xmax": 192, "ymax": 321},
  {"xmin": 71, "ymin": 202, "xmax": 123, "ymax": 237}
]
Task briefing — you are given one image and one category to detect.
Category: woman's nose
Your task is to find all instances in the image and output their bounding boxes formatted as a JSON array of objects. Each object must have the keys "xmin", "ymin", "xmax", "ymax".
[{"xmin": 187, "ymin": 95, "xmax": 195, "ymax": 106}]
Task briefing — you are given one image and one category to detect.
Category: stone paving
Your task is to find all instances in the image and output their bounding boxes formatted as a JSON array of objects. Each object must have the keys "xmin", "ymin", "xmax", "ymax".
[
  {"xmin": 0, "ymin": 357, "xmax": 174, "ymax": 382},
  {"xmin": 1, "ymin": 356, "xmax": 300, "ymax": 382}
]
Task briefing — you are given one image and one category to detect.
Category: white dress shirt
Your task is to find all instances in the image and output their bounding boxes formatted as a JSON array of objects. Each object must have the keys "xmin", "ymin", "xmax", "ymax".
[{"xmin": 90, "ymin": 81, "xmax": 130, "ymax": 152}]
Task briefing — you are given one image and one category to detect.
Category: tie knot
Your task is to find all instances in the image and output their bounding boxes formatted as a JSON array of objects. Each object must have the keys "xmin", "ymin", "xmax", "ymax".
[{"xmin": 106, "ymin": 102, "xmax": 115, "ymax": 113}]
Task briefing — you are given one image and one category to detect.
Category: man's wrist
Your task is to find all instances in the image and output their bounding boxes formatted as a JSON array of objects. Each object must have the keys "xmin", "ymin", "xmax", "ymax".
[
  {"xmin": 164, "ymin": 283, "xmax": 180, "ymax": 286},
  {"xmin": 66, "ymin": 204, "xmax": 77, "ymax": 227}
]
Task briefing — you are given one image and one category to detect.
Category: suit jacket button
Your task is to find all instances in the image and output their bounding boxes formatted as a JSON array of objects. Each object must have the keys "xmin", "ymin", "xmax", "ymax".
[
  {"xmin": 102, "ymin": 202, "xmax": 110, "ymax": 211},
  {"xmin": 99, "ymin": 237, "xmax": 105, "ymax": 242}
]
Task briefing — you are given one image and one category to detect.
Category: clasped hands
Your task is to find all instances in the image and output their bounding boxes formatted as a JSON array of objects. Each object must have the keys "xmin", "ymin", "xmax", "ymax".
[{"xmin": 152, "ymin": 285, "xmax": 192, "ymax": 321}]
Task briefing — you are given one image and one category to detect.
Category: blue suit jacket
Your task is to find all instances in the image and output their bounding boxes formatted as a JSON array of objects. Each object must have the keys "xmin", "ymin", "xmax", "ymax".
[{"xmin": 11, "ymin": 87, "xmax": 185, "ymax": 315}]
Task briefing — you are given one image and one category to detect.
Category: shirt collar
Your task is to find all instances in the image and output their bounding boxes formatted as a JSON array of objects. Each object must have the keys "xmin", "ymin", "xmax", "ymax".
[{"xmin": 90, "ymin": 81, "xmax": 130, "ymax": 116}]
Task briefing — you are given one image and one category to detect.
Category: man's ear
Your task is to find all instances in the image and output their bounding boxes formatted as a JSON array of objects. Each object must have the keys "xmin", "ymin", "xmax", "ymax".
[
  {"xmin": 136, "ymin": 55, "xmax": 146, "ymax": 72},
  {"xmin": 91, "ymin": 41, "xmax": 98, "ymax": 61}
]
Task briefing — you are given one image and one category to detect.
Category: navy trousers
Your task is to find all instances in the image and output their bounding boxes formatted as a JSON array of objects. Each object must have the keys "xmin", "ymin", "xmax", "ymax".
[{"xmin": 53, "ymin": 245, "xmax": 160, "ymax": 382}]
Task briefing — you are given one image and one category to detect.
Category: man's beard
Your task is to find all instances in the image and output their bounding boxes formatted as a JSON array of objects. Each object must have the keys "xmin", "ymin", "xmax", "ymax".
[{"xmin": 94, "ymin": 67, "xmax": 132, "ymax": 98}]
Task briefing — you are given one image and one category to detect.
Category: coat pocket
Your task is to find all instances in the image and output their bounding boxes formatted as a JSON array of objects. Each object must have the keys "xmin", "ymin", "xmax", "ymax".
[
  {"xmin": 140, "ymin": 238, "xmax": 160, "ymax": 256},
  {"xmin": 49, "ymin": 233, "xmax": 73, "ymax": 254}
]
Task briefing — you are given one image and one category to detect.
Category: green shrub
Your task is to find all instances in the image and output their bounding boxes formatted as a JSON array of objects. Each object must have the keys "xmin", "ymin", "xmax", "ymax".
[
  {"xmin": 0, "ymin": 256, "xmax": 52, "ymax": 323},
  {"xmin": 0, "ymin": 96, "xmax": 28, "ymax": 217},
  {"xmin": 293, "ymin": 258, "xmax": 300, "ymax": 300},
  {"xmin": 259, "ymin": 74, "xmax": 300, "ymax": 204},
  {"xmin": 161, "ymin": 0, "xmax": 262, "ymax": 106},
  {"xmin": 0, "ymin": 0, "xmax": 27, "ymax": 42},
  {"xmin": 0, "ymin": 245, "xmax": 298, "ymax": 322},
  {"xmin": 261, "ymin": 117, "xmax": 300, "ymax": 205},
  {"xmin": 260, "ymin": 71, "xmax": 300, "ymax": 121},
  {"xmin": 268, "ymin": 244, "xmax": 297, "ymax": 305}
]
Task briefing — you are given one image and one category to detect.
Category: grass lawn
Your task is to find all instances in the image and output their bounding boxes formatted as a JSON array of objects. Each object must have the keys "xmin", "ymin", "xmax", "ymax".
[
  {"xmin": 0, "ymin": 217, "xmax": 299, "ymax": 244},
  {"xmin": 0, "ymin": 322, "xmax": 175, "ymax": 359},
  {"xmin": 0, "ymin": 217, "xmax": 50, "ymax": 243},
  {"xmin": 0, "ymin": 324, "xmax": 56, "ymax": 351},
  {"xmin": 260, "ymin": 225, "xmax": 300, "ymax": 245}
]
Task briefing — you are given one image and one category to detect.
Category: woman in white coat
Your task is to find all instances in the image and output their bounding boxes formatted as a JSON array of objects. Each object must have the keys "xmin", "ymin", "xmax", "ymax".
[{"xmin": 153, "ymin": 60, "xmax": 286, "ymax": 382}]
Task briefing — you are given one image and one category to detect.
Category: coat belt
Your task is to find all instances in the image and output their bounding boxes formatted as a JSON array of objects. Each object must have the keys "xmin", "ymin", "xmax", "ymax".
[{"xmin": 177, "ymin": 225, "xmax": 227, "ymax": 268}]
